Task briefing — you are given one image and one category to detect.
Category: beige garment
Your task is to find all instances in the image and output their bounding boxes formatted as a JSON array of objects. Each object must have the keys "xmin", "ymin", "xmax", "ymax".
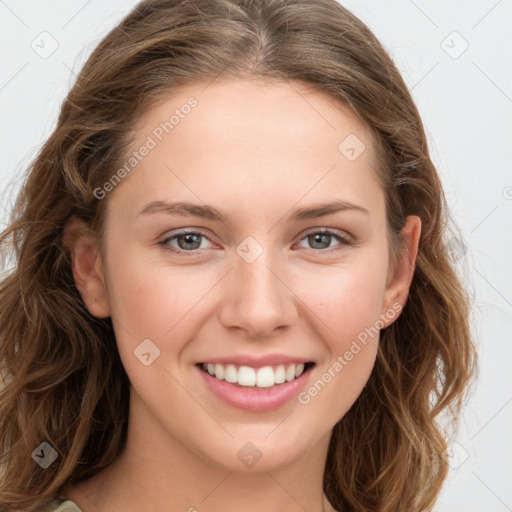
[{"xmin": 38, "ymin": 498, "xmax": 82, "ymax": 512}]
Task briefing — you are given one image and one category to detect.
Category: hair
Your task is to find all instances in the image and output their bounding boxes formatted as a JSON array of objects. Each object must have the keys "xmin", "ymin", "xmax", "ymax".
[{"xmin": 0, "ymin": 1, "xmax": 476, "ymax": 511}]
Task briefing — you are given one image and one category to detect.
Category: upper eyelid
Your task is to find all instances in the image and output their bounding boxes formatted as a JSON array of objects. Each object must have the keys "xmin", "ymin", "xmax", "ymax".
[{"xmin": 160, "ymin": 227, "xmax": 354, "ymax": 247}]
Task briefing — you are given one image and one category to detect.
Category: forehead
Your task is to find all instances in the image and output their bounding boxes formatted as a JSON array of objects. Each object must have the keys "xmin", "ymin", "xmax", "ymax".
[
  {"xmin": 134, "ymin": 77, "xmax": 374, "ymax": 156},
  {"xmin": 109, "ymin": 78, "xmax": 384, "ymax": 219}
]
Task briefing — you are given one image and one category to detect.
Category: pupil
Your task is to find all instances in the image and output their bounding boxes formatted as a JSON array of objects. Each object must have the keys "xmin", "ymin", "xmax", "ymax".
[
  {"xmin": 180, "ymin": 233, "xmax": 201, "ymax": 250},
  {"xmin": 310, "ymin": 233, "xmax": 330, "ymax": 249}
]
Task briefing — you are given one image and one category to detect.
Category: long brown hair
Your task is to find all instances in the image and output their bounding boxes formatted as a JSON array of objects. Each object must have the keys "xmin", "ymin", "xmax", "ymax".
[{"xmin": 0, "ymin": 1, "xmax": 476, "ymax": 510}]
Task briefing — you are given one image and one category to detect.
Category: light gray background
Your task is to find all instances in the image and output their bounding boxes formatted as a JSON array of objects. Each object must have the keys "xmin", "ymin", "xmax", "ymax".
[{"xmin": 1, "ymin": 1, "xmax": 511, "ymax": 511}]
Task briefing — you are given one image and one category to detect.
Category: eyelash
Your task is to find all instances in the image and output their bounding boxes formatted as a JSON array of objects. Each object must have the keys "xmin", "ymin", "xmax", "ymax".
[{"xmin": 158, "ymin": 228, "xmax": 355, "ymax": 256}]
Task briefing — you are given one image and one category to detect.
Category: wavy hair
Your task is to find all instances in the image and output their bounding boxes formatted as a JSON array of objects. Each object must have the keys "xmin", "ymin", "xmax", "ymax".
[{"xmin": 0, "ymin": 1, "xmax": 476, "ymax": 510}]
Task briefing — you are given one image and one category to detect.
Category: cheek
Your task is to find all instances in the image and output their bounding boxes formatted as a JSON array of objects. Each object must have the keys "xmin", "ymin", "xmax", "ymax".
[
  {"xmin": 291, "ymin": 254, "xmax": 387, "ymax": 405},
  {"xmin": 103, "ymin": 247, "xmax": 220, "ymax": 370},
  {"xmin": 294, "ymin": 254, "xmax": 389, "ymax": 344},
  {"xmin": 293, "ymin": 266, "xmax": 385, "ymax": 420}
]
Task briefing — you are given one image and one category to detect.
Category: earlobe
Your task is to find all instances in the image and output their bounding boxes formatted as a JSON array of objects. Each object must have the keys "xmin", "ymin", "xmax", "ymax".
[
  {"xmin": 380, "ymin": 215, "xmax": 422, "ymax": 327},
  {"xmin": 63, "ymin": 217, "xmax": 111, "ymax": 318}
]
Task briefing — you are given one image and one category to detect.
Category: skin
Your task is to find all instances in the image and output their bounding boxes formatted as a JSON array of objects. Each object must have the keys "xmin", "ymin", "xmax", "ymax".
[{"xmin": 62, "ymin": 78, "xmax": 421, "ymax": 512}]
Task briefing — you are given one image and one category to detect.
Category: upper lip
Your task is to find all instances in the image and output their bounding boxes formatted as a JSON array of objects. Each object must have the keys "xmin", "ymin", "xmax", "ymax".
[{"xmin": 198, "ymin": 354, "xmax": 315, "ymax": 368}]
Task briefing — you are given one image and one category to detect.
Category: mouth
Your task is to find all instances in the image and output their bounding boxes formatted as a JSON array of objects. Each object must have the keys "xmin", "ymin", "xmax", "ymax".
[
  {"xmin": 196, "ymin": 360, "xmax": 316, "ymax": 412},
  {"xmin": 196, "ymin": 361, "xmax": 316, "ymax": 389}
]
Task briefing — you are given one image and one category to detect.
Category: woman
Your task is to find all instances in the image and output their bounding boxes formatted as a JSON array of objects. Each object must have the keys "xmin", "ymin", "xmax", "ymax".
[{"xmin": 0, "ymin": 1, "xmax": 476, "ymax": 511}]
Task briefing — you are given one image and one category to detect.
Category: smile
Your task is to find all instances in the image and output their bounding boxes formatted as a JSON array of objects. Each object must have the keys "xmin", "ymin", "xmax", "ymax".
[
  {"xmin": 199, "ymin": 362, "xmax": 315, "ymax": 388},
  {"xmin": 196, "ymin": 361, "xmax": 316, "ymax": 413}
]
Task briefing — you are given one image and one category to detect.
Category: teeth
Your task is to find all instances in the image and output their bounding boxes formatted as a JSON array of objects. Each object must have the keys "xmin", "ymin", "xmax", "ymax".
[
  {"xmin": 274, "ymin": 365, "xmax": 286, "ymax": 384},
  {"xmin": 224, "ymin": 364, "xmax": 238, "ymax": 383},
  {"xmin": 201, "ymin": 362, "xmax": 309, "ymax": 388},
  {"xmin": 238, "ymin": 366, "xmax": 256, "ymax": 386},
  {"xmin": 214, "ymin": 364, "xmax": 224, "ymax": 380}
]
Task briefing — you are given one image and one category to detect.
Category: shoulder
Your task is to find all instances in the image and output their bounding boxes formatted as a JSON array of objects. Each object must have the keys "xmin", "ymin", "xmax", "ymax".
[{"xmin": 37, "ymin": 499, "xmax": 83, "ymax": 512}]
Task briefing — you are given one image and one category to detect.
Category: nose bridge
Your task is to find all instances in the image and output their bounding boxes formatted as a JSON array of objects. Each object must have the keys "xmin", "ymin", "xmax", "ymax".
[{"xmin": 219, "ymin": 237, "xmax": 297, "ymax": 338}]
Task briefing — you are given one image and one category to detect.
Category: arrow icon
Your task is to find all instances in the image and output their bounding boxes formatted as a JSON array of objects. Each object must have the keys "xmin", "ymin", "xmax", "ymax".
[
  {"xmin": 237, "ymin": 441, "xmax": 263, "ymax": 468},
  {"xmin": 31, "ymin": 442, "xmax": 58, "ymax": 468},
  {"xmin": 134, "ymin": 339, "xmax": 161, "ymax": 366},
  {"xmin": 440, "ymin": 31, "xmax": 469, "ymax": 59},
  {"xmin": 236, "ymin": 236, "xmax": 263, "ymax": 263},
  {"xmin": 338, "ymin": 134, "xmax": 365, "ymax": 161}
]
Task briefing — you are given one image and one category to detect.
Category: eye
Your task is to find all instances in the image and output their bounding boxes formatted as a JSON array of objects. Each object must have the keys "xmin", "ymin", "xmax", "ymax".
[
  {"xmin": 158, "ymin": 228, "xmax": 355, "ymax": 256},
  {"xmin": 159, "ymin": 230, "xmax": 214, "ymax": 254},
  {"xmin": 296, "ymin": 229, "xmax": 355, "ymax": 254}
]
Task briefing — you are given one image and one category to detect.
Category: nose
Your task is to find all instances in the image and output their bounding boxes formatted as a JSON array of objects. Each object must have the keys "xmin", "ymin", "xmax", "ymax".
[{"xmin": 217, "ymin": 247, "xmax": 299, "ymax": 340}]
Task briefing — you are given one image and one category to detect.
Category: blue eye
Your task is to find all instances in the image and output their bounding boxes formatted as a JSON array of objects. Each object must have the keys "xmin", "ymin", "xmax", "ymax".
[
  {"xmin": 158, "ymin": 228, "xmax": 354, "ymax": 255},
  {"xmin": 159, "ymin": 231, "xmax": 214, "ymax": 253},
  {"xmin": 296, "ymin": 229, "xmax": 355, "ymax": 253}
]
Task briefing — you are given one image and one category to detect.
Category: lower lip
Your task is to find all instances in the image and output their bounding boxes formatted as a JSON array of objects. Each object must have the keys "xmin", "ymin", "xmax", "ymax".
[{"xmin": 196, "ymin": 364, "xmax": 314, "ymax": 413}]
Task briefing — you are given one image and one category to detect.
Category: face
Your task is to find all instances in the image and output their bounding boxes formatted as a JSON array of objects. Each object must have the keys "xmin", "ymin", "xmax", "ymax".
[{"xmin": 69, "ymin": 78, "xmax": 420, "ymax": 473}]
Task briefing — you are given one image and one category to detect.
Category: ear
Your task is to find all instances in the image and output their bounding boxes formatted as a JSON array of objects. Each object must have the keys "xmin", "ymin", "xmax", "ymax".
[
  {"xmin": 63, "ymin": 217, "xmax": 111, "ymax": 318},
  {"xmin": 380, "ymin": 215, "xmax": 421, "ymax": 327}
]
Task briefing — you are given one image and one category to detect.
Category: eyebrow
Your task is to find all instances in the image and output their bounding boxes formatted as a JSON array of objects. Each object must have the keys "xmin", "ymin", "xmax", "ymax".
[{"xmin": 137, "ymin": 200, "xmax": 369, "ymax": 223}]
